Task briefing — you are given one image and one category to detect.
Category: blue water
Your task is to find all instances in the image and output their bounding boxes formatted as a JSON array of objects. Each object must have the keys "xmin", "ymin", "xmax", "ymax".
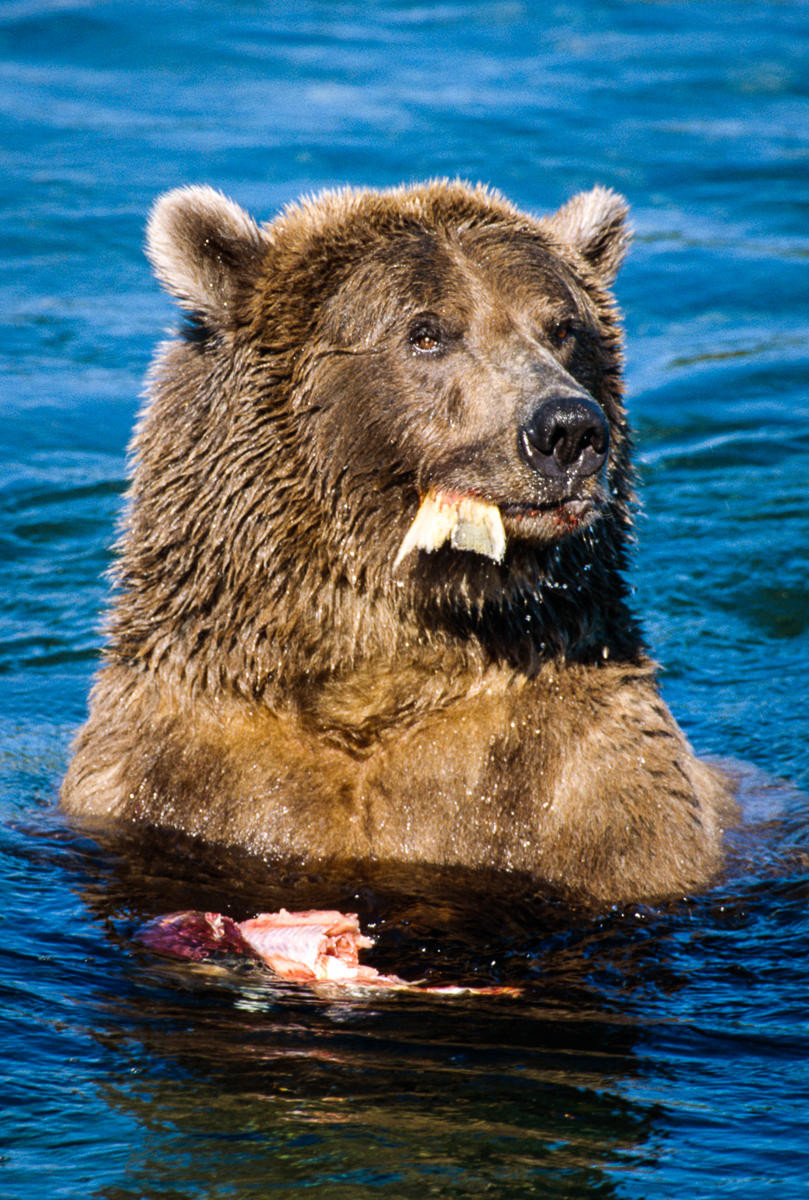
[{"xmin": 3, "ymin": 1, "xmax": 809, "ymax": 1196}]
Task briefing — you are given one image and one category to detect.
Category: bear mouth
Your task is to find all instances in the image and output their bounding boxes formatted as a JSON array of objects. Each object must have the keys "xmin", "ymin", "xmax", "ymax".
[
  {"xmin": 395, "ymin": 490, "xmax": 599, "ymax": 568},
  {"xmin": 499, "ymin": 496, "xmax": 598, "ymax": 541},
  {"xmin": 500, "ymin": 497, "xmax": 594, "ymax": 520}
]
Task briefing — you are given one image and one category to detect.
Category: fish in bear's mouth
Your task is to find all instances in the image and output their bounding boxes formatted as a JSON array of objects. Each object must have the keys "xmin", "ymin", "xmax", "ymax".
[{"xmin": 394, "ymin": 489, "xmax": 596, "ymax": 567}]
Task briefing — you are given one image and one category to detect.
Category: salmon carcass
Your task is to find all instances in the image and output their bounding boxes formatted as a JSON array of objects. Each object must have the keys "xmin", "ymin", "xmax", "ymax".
[{"xmin": 140, "ymin": 907, "xmax": 520, "ymax": 996}]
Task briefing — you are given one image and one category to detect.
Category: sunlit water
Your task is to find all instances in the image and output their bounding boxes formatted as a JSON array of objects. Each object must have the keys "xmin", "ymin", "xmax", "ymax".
[{"xmin": 2, "ymin": 2, "xmax": 809, "ymax": 1197}]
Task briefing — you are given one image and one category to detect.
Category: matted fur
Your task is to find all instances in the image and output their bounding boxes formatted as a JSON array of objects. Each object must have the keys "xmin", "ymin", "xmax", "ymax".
[{"xmin": 61, "ymin": 179, "xmax": 735, "ymax": 904}]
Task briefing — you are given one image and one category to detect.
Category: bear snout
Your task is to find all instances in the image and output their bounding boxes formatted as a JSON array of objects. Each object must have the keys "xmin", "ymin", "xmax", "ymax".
[{"xmin": 518, "ymin": 395, "xmax": 609, "ymax": 482}]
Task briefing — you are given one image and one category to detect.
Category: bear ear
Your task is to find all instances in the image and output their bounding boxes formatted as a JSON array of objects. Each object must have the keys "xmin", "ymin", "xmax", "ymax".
[
  {"xmin": 146, "ymin": 185, "xmax": 269, "ymax": 324},
  {"xmin": 545, "ymin": 186, "xmax": 630, "ymax": 283}
]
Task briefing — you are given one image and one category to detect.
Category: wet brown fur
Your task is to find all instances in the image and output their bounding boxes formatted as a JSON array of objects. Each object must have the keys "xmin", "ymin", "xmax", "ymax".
[{"xmin": 61, "ymin": 180, "xmax": 735, "ymax": 904}]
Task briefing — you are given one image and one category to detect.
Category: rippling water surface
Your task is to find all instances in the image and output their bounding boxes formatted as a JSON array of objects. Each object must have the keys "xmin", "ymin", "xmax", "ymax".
[{"xmin": 2, "ymin": 2, "xmax": 809, "ymax": 1197}]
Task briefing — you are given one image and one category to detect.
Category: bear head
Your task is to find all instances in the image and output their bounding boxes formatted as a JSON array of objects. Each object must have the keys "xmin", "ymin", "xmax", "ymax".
[{"xmin": 110, "ymin": 180, "xmax": 639, "ymax": 702}]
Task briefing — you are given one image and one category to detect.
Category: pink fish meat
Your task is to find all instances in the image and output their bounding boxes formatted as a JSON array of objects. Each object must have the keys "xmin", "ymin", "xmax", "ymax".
[
  {"xmin": 140, "ymin": 907, "xmax": 520, "ymax": 996},
  {"xmin": 238, "ymin": 908, "xmax": 392, "ymax": 985}
]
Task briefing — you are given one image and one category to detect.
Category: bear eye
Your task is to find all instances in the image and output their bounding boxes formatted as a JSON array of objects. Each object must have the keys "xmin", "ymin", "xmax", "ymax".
[
  {"xmin": 550, "ymin": 319, "xmax": 573, "ymax": 346},
  {"xmin": 409, "ymin": 319, "xmax": 444, "ymax": 355}
]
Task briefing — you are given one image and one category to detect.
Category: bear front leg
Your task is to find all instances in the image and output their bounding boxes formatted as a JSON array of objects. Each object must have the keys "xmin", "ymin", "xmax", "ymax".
[{"xmin": 495, "ymin": 662, "xmax": 736, "ymax": 904}]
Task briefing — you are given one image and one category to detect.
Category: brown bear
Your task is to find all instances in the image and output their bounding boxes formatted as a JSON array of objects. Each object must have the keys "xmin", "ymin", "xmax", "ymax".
[{"xmin": 60, "ymin": 179, "xmax": 735, "ymax": 904}]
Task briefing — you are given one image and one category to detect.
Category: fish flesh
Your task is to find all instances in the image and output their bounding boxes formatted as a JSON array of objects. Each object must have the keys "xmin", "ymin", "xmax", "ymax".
[{"xmin": 140, "ymin": 907, "xmax": 520, "ymax": 996}]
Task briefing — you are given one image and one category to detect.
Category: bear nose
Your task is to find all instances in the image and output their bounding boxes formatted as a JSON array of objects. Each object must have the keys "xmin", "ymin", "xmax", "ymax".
[{"xmin": 519, "ymin": 395, "xmax": 609, "ymax": 479}]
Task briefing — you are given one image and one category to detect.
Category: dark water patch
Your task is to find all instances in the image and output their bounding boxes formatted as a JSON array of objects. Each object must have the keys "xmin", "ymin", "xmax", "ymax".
[
  {"xmin": 717, "ymin": 581, "xmax": 809, "ymax": 640},
  {"xmin": 0, "ymin": 642, "xmax": 100, "ymax": 674}
]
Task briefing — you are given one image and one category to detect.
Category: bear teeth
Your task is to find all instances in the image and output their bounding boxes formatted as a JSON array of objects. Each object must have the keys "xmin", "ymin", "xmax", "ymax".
[{"xmin": 394, "ymin": 490, "xmax": 506, "ymax": 567}]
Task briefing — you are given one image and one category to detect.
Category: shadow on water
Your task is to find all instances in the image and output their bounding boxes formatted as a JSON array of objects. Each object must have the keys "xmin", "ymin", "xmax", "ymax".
[
  {"xmin": 9, "ymin": 760, "xmax": 806, "ymax": 1199},
  {"xmin": 17, "ymin": 822, "xmax": 653, "ymax": 1198}
]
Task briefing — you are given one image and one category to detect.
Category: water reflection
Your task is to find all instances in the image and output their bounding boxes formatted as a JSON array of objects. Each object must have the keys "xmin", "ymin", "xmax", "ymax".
[
  {"xmin": 91, "ymin": 993, "xmax": 648, "ymax": 1197},
  {"xmin": 74, "ymin": 829, "xmax": 660, "ymax": 1198}
]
